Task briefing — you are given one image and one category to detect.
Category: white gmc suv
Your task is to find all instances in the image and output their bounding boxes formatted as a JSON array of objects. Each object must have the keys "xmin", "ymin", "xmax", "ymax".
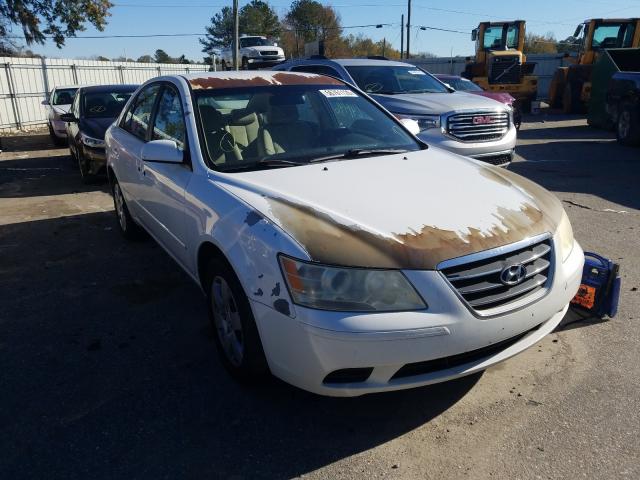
[
  {"xmin": 105, "ymin": 71, "xmax": 583, "ymax": 397},
  {"xmin": 219, "ymin": 35, "xmax": 285, "ymax": 71}
]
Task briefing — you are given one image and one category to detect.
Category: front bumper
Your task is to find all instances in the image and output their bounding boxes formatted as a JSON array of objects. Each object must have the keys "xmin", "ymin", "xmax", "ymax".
[
  {"xmin": 83, "ymin": 146, "xmax": 107, "ymax": 175},
  {"xmin": 51, "ymin": 119, "xmax": 68, "ymax": 138},
  {"xmin": 418, "ymin": 123, "xmax": 517, "ymax": 159},
  {"xmin": 252, "ymin": 235, "xmax": 584, "ymax": 397},
  {"xmin": 247, "ymin": 57, "xmax": 286, "ymax": 69}
]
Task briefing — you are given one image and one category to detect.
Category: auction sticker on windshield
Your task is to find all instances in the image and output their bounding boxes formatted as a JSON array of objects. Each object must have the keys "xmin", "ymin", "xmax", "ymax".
[{"xmin": 320, "ymin": 89, "xmax": 358, "ymax": 97}]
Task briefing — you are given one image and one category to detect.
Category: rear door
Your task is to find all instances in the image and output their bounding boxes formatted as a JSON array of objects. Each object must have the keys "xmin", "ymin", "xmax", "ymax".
[
  {"xmin": 109, "ymin": 83, "xmax": 161, "ymax": 217},
  {"xmin": 136, "ymin": 83, "xmax": 192, "ymax": 267}
]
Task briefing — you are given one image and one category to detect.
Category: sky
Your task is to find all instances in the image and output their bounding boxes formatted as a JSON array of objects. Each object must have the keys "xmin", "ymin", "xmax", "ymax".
[{"xmin": 23, "ymin": 0, "xmax": 640, "ymax": 61}]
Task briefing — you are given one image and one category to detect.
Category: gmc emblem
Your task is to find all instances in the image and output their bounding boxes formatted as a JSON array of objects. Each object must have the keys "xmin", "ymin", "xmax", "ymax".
[{"xmin": 472, "ymin": 116, "xmax": 494, "ymax": 125}]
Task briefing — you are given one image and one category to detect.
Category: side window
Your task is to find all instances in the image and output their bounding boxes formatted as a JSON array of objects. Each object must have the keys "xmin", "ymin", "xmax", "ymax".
[
  {"xmin": 152, "ymin": 86, "xmax": 186, "ymax": 150},
  {"xmin": 72, "ymin": 92, "xmax": 80, "ymax": 118},
  {"xmin": 121, "ymin": 84, "xmax": 161, "ymax": 140}
]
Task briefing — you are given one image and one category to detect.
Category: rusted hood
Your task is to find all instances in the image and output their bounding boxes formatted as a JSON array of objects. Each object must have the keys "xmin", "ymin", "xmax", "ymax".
[{"xmin": 218, "ymin": 151, "xmax": 564, "ymax": 270}]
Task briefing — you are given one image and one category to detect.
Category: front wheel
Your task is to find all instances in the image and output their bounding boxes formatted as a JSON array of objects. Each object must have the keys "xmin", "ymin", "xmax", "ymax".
[
  {"xmin": 77, "ymin": 150, "xmax": 97, "ymax": 184},
  {"xmin": 205, "ymin": 257, "xmax": 268, "ymax": 380},
  {"xmin": 617, "ymin": 102, "xmax": 640, "ymax": 146},
  {"xmin": 241, "ymin": 57, "xmax": 249, "ymax": 70},
  {"xmin": 48, "ymin": 122, "xmax": 66, "ymax": 146}
]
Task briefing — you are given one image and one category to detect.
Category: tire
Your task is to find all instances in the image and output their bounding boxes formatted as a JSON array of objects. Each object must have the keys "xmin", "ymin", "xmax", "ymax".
[
  {"xmin": 77, "ymin": 149, "xmax": 97, "ymax": 184},
  {"xmin": 204, "ymin": 257, "xmax": 268, "ymax": 381},
  {"xmin": 111, "ymin": 179, "xmax": 145, "ymax": 240},
  {"xmin": 69, "ymin": 143, "xmax": 79, "ymax": 169},
  {"xmin": 617, "ymin": 102, "xmax": 640, "ymax": 146},
  {"xmin": 48, "ymin": 122, "xmax": 66, "ymax": 147},
  {"xmin": 241, "ymin": 57, "xmax": 249, "ymax": 70}
]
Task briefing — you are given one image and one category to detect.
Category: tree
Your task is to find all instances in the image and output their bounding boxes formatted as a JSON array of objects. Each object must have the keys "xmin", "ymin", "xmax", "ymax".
[
  {"xmin": 137, "ymin": 54, "xmax": 154, "ymax": 63},
  {"xmin": 154, "ymin": 49, "xmax": 172, "ymax": 63},
  {"xmin": 200, "ymin": 1, "xmax": 280, "ymax": 56},
  {"xmin": 524, "ymin": 32, "xmax": 558, "ymax": 54},
  {"xmin": 281, "ymin": 0, "xmax": 344, "ymax": 58},
  {"xmin": 0, "ymin": 0, "xmax": 112, "ymax": 47},
  {"xmin": 177, "ymin": 54, "xmax": 192, "ymax": 64}
]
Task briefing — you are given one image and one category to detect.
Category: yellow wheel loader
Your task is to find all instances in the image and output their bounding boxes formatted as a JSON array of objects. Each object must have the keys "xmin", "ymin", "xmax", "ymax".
[
  {"xmin": 464, "ymin": 21, "xmax": 538, "ymax": 112},
  {"xmin": 549, "ymin": 18, "xmax": 640, "ymax": 113}
]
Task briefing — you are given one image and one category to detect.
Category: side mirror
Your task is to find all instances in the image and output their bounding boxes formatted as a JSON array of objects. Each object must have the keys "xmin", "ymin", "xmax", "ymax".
[
  {"xmin": 399, "ymin": 118, "xmax": 420, "ymax": 136},
  {"xmin": 471, "ymin": 29, "xmax": 477, "ymax": 42},
  {"xmin": 141, "ymin": 140, "xmax": 184, "ymax": 164},
  {"xmin": 41, "ymin": 99, "xmax": 50, "ymax": 106},
  {"xmin": 573, "ymin": 24, "xmax": 583, "ymax": 39},
  {"xmin": 60, "ymin": 112, "xmax": 76, "ymax": 123}
]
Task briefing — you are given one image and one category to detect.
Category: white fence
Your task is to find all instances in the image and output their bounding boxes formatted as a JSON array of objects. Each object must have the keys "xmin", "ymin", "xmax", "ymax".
[
  {"xmin": 411, "ymin": 54, "xmax": 572, "ymax": 100},
  {"xmin": 0, "ymin": 57, "xmax": 210, "ymax": 132}
]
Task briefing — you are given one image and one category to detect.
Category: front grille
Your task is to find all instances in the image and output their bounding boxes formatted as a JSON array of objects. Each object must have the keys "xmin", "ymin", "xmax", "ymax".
[
  {"xmin": 473, "ymin": 153, "xmax": 512, "ymax": 166},
  {"xmin": 447, "ymin": 111, "xmax": 509, "ymax": 142},
  {"xmin": 440, "ymin": 237, "xmax": 553, "ymax": 314},
  {"xmin": 260, "ymin": 51, "xmax": 279, "ymax": 56},
  {"xmin": 489, "ymin": 56, "xmax": 521, "ymax": 84},
  {"xmin": 391, "ymin": 323, "xmax": 542, "ymax": 380}
]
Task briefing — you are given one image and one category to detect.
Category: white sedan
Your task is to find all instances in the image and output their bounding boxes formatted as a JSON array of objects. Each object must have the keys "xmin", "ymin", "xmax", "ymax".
[
  {"xmin": 42, "ymin": 85, "xmax": 80, "ymax": 145},
  {"xmin": 105, "ymin": 71, "xmax": 583, "ymax": 397}
]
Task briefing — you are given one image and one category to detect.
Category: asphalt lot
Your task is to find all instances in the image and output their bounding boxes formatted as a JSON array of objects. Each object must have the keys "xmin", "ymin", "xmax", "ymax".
[{"xmin": 1, "ymin": 115, "xmax": 638, "ymax": 479}]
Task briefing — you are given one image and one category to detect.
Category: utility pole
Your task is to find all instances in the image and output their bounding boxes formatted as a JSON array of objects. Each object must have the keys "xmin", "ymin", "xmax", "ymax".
[
  {"xmin": 382, "ymin": 37, "xmax": 386, "ymax": 57},
  {"xmin": 233, "ymin": 0, "xmax": 239, "ymax": 70},
  {"xmin": 406, "ymin": 0, "xmax": 412, "ymax": 59},
  {"xmin": 400, "ymin": 14, "xmax": 404, "ymax": 59}
]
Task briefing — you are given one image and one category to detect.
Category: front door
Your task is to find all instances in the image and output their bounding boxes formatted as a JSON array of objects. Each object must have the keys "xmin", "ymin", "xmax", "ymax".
[{"xmin": 137, "ymin": 84, "xmax": 192, "ymax": 267}]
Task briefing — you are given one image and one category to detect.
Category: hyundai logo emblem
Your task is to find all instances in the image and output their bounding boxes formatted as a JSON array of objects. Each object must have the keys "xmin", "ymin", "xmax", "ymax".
[{"xmin": 500, "ymin": 264, "xmax": 527, "ymax": 286}]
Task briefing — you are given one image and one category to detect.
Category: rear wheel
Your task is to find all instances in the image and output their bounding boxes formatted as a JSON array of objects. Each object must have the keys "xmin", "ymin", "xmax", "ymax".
[
  {"xmin": 205, "ymin": 257, "xmax": 268, "ymax": 380},
  {"xmin": 241, "ymin": 57, "xmax": 249, "ymax": 70},
  {"xmin": 617, "ymin": 102, "xmax": 640, "ymax": 146},
  {"xmin": 112, "ymin": 179, "xmax": 144, "ymax": 239}
]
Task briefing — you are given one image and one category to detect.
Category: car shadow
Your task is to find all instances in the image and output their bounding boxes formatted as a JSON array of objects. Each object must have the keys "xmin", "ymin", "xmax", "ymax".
[
  {"xmin": 0, "ymin": 211, "xmax": 481, "ymax": 479},
  {"xmin": 512, "ymin": 140, "xmax": 640, "ymax": 211},
  {"xmin": 0, "ymin": 133, "xmax": 67, "ymax": 152},
  {"xmin": 0, "ymin": 153, "xmax": 108, "ymax": 198}
]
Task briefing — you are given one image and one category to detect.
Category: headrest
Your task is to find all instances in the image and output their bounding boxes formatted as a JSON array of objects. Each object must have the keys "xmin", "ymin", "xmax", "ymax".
[
  {"xmin": 230, "ymin": 109, "xmax": 258, "ymax": 126},
  {"xmin": 246, "ymin": 94, "xmax": 270, "ymax": 113}
]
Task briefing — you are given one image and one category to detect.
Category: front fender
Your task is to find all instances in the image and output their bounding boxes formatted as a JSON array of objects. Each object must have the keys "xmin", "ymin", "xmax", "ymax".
[{"xmin": 185, "ymin": 174, "xmax": 308, "ymax": 319}]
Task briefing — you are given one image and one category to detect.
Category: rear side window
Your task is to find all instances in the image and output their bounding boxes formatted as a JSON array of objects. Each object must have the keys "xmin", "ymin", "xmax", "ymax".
[
  {"xmin": 121, "ymin": 84, "xmax": 161, "ymax": 140},
  {"xmin": 291, "ymin": 64, "xmax": 342, "ymax": 79},
  {"xmin": 152, "ymin": 86, "xmax": 186, "ymax": 150}
]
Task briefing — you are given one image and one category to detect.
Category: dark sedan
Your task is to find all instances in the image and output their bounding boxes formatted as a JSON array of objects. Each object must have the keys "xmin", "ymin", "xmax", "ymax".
[{"xmin": 62, "ymin": 84, "xmax": 138, "ymax": 183}]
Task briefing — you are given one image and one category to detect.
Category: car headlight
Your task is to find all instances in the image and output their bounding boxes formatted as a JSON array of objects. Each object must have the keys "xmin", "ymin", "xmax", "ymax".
[
  {"xmin": 396, "ymin": 114, "xmax": 441, "ymax": 132},
  {"xmin": 81, "ymin": 133, "xmax": 105, "ymax": 148},
  {"xmin": 556, "ymin": 210, "xmax": 575, "ymax": 262},
  {"xmin": 279, "ymin": 255, "xmax": 427, "ymax": 312}
]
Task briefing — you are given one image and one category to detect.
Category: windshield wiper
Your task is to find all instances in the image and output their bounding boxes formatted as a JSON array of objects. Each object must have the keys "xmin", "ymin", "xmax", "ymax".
[
  {"xmin": 308, "ymin": 148, "xmax": 409, "ymax": 164},
  {"xmin": 256, "ymin": 158, "xmax": 306, "ymax": 167}
]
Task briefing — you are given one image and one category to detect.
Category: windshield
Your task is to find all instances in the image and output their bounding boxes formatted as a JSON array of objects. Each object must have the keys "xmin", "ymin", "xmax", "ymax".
[
  {"xmin": 483, "ymin": 24, "xmax": 519, "ymax": 50},
  {"xmin": 345, "ymin": 65, "xmax": 449, "ymax": 94},
  {"xmin": 592, "ymin": 23, "xmax": 636, "ymax": 49},
  {"xmin": 83, "ymin": 91, "xmax": 133, "ymax": 119},
  {"xmin": 52, "ymin": 88, "xmax": 77, "ymax": 105},
  {"xmin": 195, "ymin": 84, "xmax": 421, "ymax": 172},
  {"xmin": 240, "ymin": 37, "xmax": 273, "ymax": 48},
  {"xmin": 448, "ymin": 77, "xmax": 483, "ymax": 92}
]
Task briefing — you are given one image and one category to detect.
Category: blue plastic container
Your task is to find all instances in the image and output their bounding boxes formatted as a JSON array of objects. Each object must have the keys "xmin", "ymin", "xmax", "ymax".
[{"xmin": 571, "ymin": 252, "xmax": 621, "ymax": 318}]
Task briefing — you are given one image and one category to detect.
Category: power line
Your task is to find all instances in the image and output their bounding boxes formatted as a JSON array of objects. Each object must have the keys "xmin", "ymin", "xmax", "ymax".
[{"xmin": 3, "ymin": 23, "xmax": 396, "ymax": 41}]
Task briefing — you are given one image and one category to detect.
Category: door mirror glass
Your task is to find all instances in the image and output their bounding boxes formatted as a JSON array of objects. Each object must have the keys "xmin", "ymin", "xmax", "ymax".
[
  {"xmin": 141, "ymin": 140, "xmax": 183, "ymax": 164},
  {"xmin": 42, "ymin": 99, "xmax": 50, "ymax": 106},
  {"xmin": 399, "ymin": 118, "xmax": 420, "ymax": 136},
  {"xmin": 60, "ymin": 112, "xmax": 76, "ymax": 123},
  {"xmin": 471, "ymin": 29, "xmax": 477, "ymax": 42}
]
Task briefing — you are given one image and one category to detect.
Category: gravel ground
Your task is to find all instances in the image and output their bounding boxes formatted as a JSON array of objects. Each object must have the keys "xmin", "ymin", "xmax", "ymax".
[{"xmin": 0, "ymin": 117, "xmax": 638, "ymax": 480}]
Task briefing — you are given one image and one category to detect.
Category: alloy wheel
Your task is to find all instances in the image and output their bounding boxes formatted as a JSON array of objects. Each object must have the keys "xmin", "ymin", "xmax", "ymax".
[
  {"xmin": 211, "ymin": 275, "xmax": 244, "ymax": 367},
  {"xmin": 113, "ymin": 183, "xmax": 127, "ymax": 232},
  {"xmin": 618, "ymin": 111, "xmax": 631, "ymax": 140}
]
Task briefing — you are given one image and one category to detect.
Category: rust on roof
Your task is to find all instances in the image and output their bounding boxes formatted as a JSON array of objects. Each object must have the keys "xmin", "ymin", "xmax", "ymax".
[{"xmin": 188, "ymin": 72, "xmax": 343, "ymax": 90}]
